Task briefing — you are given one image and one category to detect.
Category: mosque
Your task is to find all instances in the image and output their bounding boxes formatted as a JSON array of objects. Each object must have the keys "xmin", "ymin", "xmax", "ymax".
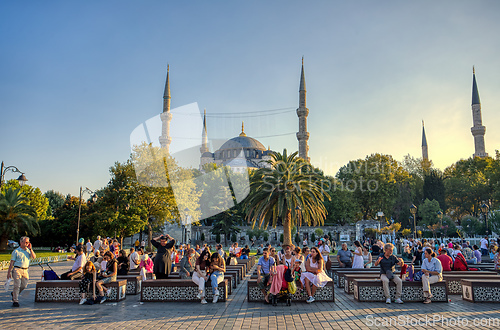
[{"xmin": 158, "ymin": 59, "xmax": 311, "ymax": 172}]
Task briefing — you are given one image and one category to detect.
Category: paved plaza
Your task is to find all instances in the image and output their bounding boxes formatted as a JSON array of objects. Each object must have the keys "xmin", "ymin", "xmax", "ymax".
[{"xmin": 1, "ymin": 261, "xmax": 500, "ymax": 329}]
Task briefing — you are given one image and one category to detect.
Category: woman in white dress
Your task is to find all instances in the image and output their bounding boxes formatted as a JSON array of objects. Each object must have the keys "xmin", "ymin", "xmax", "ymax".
[
  {"xmin": 352, "ymin": 241, "xmax": 364, "ymax": 269},
  {"xmin": 300, "ymin": 247, "xmax": 332, "ymax": 303}
]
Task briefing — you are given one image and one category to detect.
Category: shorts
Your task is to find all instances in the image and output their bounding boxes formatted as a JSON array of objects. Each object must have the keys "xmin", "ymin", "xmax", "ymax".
[
  {"xmin": 258, "ymin": 274, "xmax": 271, "ymax": 291},
  {"xmin": 100, "ymin": 276, "xmax": 116, "ymax": 284}
]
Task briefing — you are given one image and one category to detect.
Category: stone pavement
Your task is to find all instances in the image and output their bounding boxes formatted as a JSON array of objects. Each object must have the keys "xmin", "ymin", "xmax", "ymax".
[{"xmin": 1, "ymin": 261, "xmax": 500, "ymax": 329}]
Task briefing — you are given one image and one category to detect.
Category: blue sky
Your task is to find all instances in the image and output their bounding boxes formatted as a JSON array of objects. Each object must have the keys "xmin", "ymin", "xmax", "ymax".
[{"xmin": 1, "ymin": 1, "xmax": 499, "ymax": 196}]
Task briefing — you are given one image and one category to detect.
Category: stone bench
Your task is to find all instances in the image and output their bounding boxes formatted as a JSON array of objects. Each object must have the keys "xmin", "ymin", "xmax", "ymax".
[
  {"xmin": 462, "ymin": 279, "xmax": 500, "ymax": 302},
  {"xmin": 334, "ymin": 268, "xmax": 420, "ymax": 288},
  {"xmin": 344, "ymin": 271, "xmax": 499, "ymax": 294},
  {"xmin": 226, "ymin": 265, "xmax": 245, "ymax": 280},
  {"xmin": 35, "ymin": 279, "xmax": 127, "ymax": 302},
  {"xmin": 247, "ymin": 279, "xmax": 334, "ymax": 302},
  {"xmin": 140, "ymin": 279, "xmax": 229, "ymax": 302},
  {"xmin": 353, "ymin": 279, "xmax": 448, "ymax": 302},
  {"xmin": 168, "ymin": 273, "xmax": 235, "ymax": 294},
  {"xmin": 117, "ymin": 275, "xmax": 142, "ymax": 295}
]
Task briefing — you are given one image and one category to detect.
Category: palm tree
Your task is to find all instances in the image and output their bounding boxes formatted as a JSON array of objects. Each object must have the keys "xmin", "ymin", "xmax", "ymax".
[
  {"xmin": 0, "ymin": 188, "xmax": 39, "ymax": 250},
  {"xmin": 244, "ymin": 149, "xmax": 329, "ymax": 246}
]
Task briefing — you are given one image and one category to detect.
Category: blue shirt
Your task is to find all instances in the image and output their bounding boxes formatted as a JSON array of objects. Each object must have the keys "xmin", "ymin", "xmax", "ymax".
[
  {"xmin": 422, "ymin": 257, "xmax": 443, "ymax": 275},
  {"xmin": 11, "ymin": 247, "xmax": 31, "ymax": 268},
  {"xmin": 257, "ymin": 256, "xmax": 275, "ymax": 275}
]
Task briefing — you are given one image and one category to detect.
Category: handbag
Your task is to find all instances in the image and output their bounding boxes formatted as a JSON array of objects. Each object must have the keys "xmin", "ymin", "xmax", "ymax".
[
  {"xmin": 413, "ymin": 270, "xmax": 424, "ymax": 281},
  {"xmin": 284, "ymin": 262, "xmax": 294, "ymax": 283},
  {"xmin": 288, "ymin": 280, "xmax": 297, "ymax": 294}
]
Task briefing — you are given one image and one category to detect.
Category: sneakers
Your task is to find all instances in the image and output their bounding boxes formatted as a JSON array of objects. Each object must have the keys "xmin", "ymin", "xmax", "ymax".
[
  {"xmin": 12, "ymin": 302, "xmax": 19, "ymax": 308},
  {"xmin": 395, "ymin": 298, "xmax": 403, "ymax": 304},
  {"xmin": 306, "ymin": 296, "xmax": 315, "ymax": 303},
  {"xmin": 201, "ymin": 299, "xmax": 207, "ymax": 304},
  {"xmin": 100, "ymin": 296, "xmax": 107, "ymax": 304},
  {"xmin": 423, "ymin": 298, "xmax": 432, "ymax": 304},
  {"xmin": 79, "ymin": 298, "xmax": 87, "ymax": 305},
  {"xmin": 213, "ymin": 294, "xmax": 219, "ymax": 303},
  {"xmin": 214, "ymin": 289, "xmax": 219, "ymax": 296},
  {"xmin": 106, "ymin": 289, "xmax": 112, "ymax": 297},
  {"xmin": 197, "ymin": 292, "xmax": 201, "ymax": 299},
  {"xmin": 386, "ymin": 298, "xmax": 391, "ymax": 304}
]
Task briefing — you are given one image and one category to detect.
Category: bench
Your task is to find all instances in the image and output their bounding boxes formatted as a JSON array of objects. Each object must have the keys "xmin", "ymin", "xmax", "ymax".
[
  {"xmin": 168, "ymin": 273, "xmax": 235, "ymax": 294},
  {"xmin": 247, "ymin": 279, "xmax": 334, "ymax": 302},
  {"xmin": 334, "ymin": 268, "xmax": 420, "ymax": 288},
  {"xmin": 353, "ymin": 279, "xmax": 448, "ymax": 302},
  {"xmin": 344, "ymin": 271, "xmax": 499, "ymax": 294},
  {"xmin": 35, "ymin": 279, "xmax": 127, "ymax": 302},
  {"xmin": 462, "ymin": 279, "xmax": 500, "ymax": 302},
  {"xmin": 117, "ymin": 275, "xmax": 142, "ymax": 295},
  {"xmin": 140, "ymin": 279, "xmax": 229, "ymax": 302}
]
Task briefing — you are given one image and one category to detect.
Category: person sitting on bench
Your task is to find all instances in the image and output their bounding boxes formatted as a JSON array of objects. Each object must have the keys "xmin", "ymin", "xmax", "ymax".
[
  {"xmin": 337, "ymin": 243, "xmax": 353, "ymax": 268},
  {"xmin": 374, "ymin": 243, "xmax": 404, "ymax": 304},
  {"xmin": 61, "ymin": 245, "xmax": 86, "ymax": 280}
]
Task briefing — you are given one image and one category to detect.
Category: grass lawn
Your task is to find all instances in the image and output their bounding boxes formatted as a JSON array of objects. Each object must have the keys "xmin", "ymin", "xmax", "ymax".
[{"xmin": 0, "ymin": 250, "xmax": 72, "ymax": 262}]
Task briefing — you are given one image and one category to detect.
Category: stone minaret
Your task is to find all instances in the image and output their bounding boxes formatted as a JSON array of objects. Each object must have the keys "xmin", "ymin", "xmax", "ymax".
[
  {"xmin": 200, "ymin": 109, "xmax": 209, "ymax": 153},
  {"xmin": 159, "ymin": 65, "xmax": 173, "ymax": 152},
  {"xmin": 471, "ymin": 67, "xmax": 488, "ymax": 158},
  {"xmin": 421, "ymin": 120, "xmax": 428, "ymax": 161},
  {"xmin": 296, "ymin": 57, "xmax": 310, "ymax": 162}
]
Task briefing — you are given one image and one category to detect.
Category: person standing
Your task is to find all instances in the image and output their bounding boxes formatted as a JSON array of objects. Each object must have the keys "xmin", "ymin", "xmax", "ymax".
[
  {"xmin": 85, "ymin": 239, "xmax": 93, "ymax": 256},
  {"xmin": 93, "ymin": 236, "xmax": 102, "ymax": 254},
  {"xmin": 480, "ymin": 236, "xmax": 489, "ymax": 256},
  {"xmin": 134, "ymin": 239, "xmax": 140, "ymax": 250},
  {"xmin": 351, "ymin": 241, "xmax": 364, "ymax": 269},
  {"xmin": 151, "ymin": 234, "xmax": 176, "ymax": 279},
  {"xmin": 7, "ymin": 236, "xmax": 36, "ymax": 307},
  {"xmin": 318, "ymin": 239, "xmax": 331, "ymax": 270},
  {"xmin": 374, "ymin": 243, "xmax": 404, "ymax": 304}
]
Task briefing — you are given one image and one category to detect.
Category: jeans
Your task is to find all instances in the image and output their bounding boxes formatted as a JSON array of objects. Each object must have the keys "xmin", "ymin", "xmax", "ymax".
[
  {"xmin": 481, "ymin": 248, "xmax": 488, "ymax": 256},
  {"xmin": 192, "ymin": 271, "xmax": 206, "ymax": 297},
  {"xmin": 210, "ymin": 271, "xmax": 224, "ymax": 294},
  {"xmin": 467, "ymin": 257, "xmax": 477, "ymax": 264},
  {"xmin": 240, "ymin": 255, "xmax": 248, "ymax": 259}
]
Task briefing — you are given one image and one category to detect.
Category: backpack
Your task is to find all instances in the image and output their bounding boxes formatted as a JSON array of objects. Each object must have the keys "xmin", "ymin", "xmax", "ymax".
[
  {"xmin": 284, "ymin": 262, "xmax": 294, "ymax": 283},
  {"xmin": 452, "ymin": 253, "xmax": 468, "ymax": 271}
]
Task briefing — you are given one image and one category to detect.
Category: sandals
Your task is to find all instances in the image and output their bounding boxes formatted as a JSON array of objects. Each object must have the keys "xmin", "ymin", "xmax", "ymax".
[{"xmin": 423, "ymin": 298, "xmax": 432, "ymax": 304}]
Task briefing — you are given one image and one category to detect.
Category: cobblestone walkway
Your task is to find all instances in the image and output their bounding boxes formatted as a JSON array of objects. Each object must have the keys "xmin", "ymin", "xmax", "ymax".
[{"xmin": 1, "ymin": 261, "xmax": 500, "ymax": 329}]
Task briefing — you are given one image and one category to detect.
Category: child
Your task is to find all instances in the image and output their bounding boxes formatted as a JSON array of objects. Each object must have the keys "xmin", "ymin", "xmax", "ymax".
[
  {"xmin": 293, "ymin": 259, "xmax": 303, "ymax": 290},
  {"xmin": 139, "ymin": 252, "xmax": 154, "ymax": 281},
  {"xmin": 78, "ymin": 261, "xmax": 97, "ymax": 305}
]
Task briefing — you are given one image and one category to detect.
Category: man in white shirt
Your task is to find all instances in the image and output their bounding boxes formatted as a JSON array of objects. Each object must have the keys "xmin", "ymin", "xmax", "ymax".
[
  {"xmin": 61, "ymin": 245, "xmax": 86, "ymax": 280},
  {"xmin": 93, "ymin": 236, "xmax": 102, "ymax": 254},
  {"xmin": 85, "ymin": 239, "xmax": 93, "ymax": 256},
  {"xmin": 480, "ymin": 236, "xmax": 489, "ymax": 256},
  {"xmin": 129, "ymin": 248, "xmax": 140, "ymax": 270}
]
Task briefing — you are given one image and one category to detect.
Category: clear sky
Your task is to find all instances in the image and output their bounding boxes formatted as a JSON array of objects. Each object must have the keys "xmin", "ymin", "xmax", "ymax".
[{"xmin": 1, "ymin": 1, "xmax": 499, "ymax": 197}]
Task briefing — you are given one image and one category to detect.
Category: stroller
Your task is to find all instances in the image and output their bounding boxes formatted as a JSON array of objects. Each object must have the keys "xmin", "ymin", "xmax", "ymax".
[
  {"xmin": 38, "ymin": 263, "xmax": 60, "ymax": 281},
  {"xmin": 269, "ymin": 264, "xmax": 292, "ymax": 306}
]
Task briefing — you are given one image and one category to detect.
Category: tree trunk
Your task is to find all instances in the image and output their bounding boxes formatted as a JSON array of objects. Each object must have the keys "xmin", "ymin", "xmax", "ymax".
[
  {"xmin": 147, "ymin": 223, "xmax": 153, "ymax": 252},
  {"xmin": 0, "ymin": 234, "xmax": 9, "ymax": 251},
  {"xmin": 283, "ymin": 209, "xmax": 292, "ymax": 247}
]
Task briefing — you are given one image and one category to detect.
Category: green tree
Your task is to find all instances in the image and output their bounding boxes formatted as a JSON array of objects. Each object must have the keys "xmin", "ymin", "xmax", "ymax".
[
  {"xmin": 294, "ymin": 232, "xmax": 300, "ymax": 246},
  {"xmin": 323, "ymin": 176, "xmax": 361, "ymax": 225},
  {"xmin": 423, "ymin": 170, "xmax": 446, "ymax": 211},
  {"xmin": 244, "ymin": 149, "xmax": 329, "ymax": 246},
  {"xmin": 418, "ymin": 199, "xmax": 441, "ymax": 227},
  {"xmin": 2, "ymin": 180, "xmax": 51, "ymax": 221},
  {"xmin": 263, "ymin": 232, "xmax": 269, "ymax": 242},
  {"xmin": 336, "ymin": 153, "xmax": 411, "ymax": 220},
  {"xmin": 0, "ymin": 188, "xmax": 39, "ymax": 249},
  {"xmin": 314, "ymin": 228, "xmax": 324, "ymax": 237},
  {"xmin": 215, "ymin": 233, "xmax": 221, "ymax": 244},
  {"xmin": 279, "ymin": 233, "xmax": 284, "ymax": 243},
  {"xmin": 200, "ymin": 232, "xmax": 205, "ymax": 242},
  {"xmin": 130, "ymin": 143, "xmax": 200, "ymax": 250},
  {"xmin": 311, "ymin": 233, "xmax": 316, "ymax": 243}
]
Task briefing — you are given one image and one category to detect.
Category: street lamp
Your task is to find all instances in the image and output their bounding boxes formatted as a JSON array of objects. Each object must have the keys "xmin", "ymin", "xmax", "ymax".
[
  {"xmin": 76, "ymin": 187, "xmax": 98, "ymax": 246},
  {"xmin": 437, "ymin": 211, "xmax": 443, "ymax": 239},
  {"xmin": 377, "ymin": 211, "xmax": 384, "ymax": 239},
  {"xmin": 0, "ymin": 161, "xmax": 28, "ymax": 188},
  {"xmin": 410, "ymin": 204, "xmax": 417, "ymax": 239},
  {"xmin": 480, "ymin": 203, "xmax": 490, "ymax": 236},
  {"xmin": 183, "ymin": 207, "xmax": 190, "ymax": 244}
]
